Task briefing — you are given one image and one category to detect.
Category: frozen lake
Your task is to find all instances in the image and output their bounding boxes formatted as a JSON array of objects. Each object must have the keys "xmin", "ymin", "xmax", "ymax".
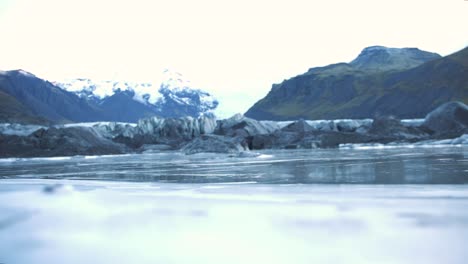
[
  {"xmin": 1, "ymin": 147, "xmax": 468, "ymax": 263},
  {"xmin": 1, "ymin": 147, "xmax": 467, "ymax": 184}
]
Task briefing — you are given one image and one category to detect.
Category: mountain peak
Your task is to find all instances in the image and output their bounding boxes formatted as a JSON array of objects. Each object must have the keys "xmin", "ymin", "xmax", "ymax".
[
  {"xmin": 54, "ymin": 69, "xmax": 199, "ymax": 104},
  {"xmin": 52, "ymin": 70, "xmax": 219, "ymax": 120},
  {"xmin": 360, "ymin": 45, "xmax": 389, "ymax": 52},
  {"xmin": 160, "ymin": 68, "xmax": 192, "ymax": 91},
  {"xmin": 350, "ymin": 46, "xmax": 441, "ymax": 72},
  {"xmin": 3, "ymin": 69, "xmax": 37, "ymax": 78}
]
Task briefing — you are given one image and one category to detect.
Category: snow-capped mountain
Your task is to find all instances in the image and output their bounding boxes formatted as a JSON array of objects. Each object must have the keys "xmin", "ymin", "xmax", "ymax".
[{"xmin": 53, "ymin": 69, "xmax": 219, "ymax": 121}]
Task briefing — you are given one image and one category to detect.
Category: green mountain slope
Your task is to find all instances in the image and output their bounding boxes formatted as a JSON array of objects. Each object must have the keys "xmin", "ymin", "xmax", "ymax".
[
  {"xmin": 0, "ymin": 90, "xmax": 50, "ymax": 124},
  {"xmin": 245, "ymin": 46, "xmax": 468, "ymax": 120}
]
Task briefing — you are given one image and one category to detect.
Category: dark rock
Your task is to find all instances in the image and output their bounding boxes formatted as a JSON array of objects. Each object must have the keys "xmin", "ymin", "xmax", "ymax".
[
  {"xmin": 43, "ymin": 184, "xmax": 73, "ymax": 194},
  {"xmin": 182, "ymin": 135, "xmax": 247, "ymax": 155},
  {"xmin": 0, "ymin": 126, "xmax": 126, "ymax": 157},
  {"xmin": 113, "ymin": 134, "xmax": 160, "ymax": 149},
  {"xmin": 139, "ymin": 144, "xmax": 174, "ymax": 153},
  {"xmin": 281, "ymin": 120, "xmax": 314, "ymax": 133},
  {"xmin": 250, "ymin": 134, "xmax": 278, "ymax": 149},
  {"xmin": 368, "ymin": 116, "xmax": 428, "ymax": 140},
  {"xmin": 215, "ymin": 114, "xmax": 279, "ymax": 137},
  {"xmin": 422, "ymin": 101, "xmax": 468, "ymax": 137},
  {"xmin": 250, "ymin": 129, "xmax": 305, "ymax": 150},
  {"xmin": 250, "ymin": 129, "xmax": 379, "ymax": 149},
  {"xmin": 313, "ymin": 131, "xmax": 377, "ymax": 148}
]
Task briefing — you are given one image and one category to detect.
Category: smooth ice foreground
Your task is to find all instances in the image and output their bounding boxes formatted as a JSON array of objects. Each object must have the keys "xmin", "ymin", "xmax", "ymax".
[
  {"xmin": 0, "ymin": 147, "xmax": 468, "ymax": 264},
  {"xmin": 1, "ymin": 181, "xmax": 468, "ymax": 264}
]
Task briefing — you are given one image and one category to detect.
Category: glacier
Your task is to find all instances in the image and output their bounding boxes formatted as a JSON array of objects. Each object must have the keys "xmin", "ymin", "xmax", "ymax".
[
  {"xmin": 1, "ymin": 101, "xmax": 467, "ymax": 157},
  {"xmin": 0, "ymin": 123, "xmax": 45, "ymax": 136}
]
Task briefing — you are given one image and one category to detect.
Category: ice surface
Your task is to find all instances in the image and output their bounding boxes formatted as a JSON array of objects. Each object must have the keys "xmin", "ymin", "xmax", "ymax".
[
  {"xmin": 1, "ymin": 148, "xmax": 467, "ymax": 264},
  {"xmin": 0, "ymin": 179, "xmax": 468, "ymax": 264},
  {"xmin": 401, "ymin": 118, "xmax": 425, "ymax": 126},
  {"xmin": 340, "ymin": 134, "xmax": 468, "ymax": 149},
  {"xmin": 2, "ymin": 147, "xmax": 467, "ymax": 184}
]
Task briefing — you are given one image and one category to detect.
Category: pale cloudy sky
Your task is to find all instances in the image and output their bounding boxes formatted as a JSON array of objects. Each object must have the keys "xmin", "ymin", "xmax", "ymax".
[{"xmin": 0, "ymin": 0, "xmax": 467, "ymax": 116}]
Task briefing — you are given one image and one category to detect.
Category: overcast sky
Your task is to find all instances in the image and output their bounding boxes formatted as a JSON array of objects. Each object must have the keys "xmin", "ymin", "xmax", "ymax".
[{"xmin": 0, "ymin": 0, "xmax": 467, "ymax": 116}]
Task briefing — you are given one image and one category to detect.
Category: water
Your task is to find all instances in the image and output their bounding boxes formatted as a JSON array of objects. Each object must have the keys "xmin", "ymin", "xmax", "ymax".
[
  {"xmin": 1, "ymin": 147, "xmax": 467, "ymax": 183},
  {"xmin": 0, "ymin": 147, "xmax": 468, "ymax": 264}
]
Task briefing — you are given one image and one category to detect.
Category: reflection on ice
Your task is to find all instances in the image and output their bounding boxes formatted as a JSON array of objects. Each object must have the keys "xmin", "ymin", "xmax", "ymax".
[
  {"xmin": 0, "ymin": 147, "xmax": 467, "ymax": 184},
  {"xmin": 0, "ymin": 147, "xmax": 467, "ymax": 263},
  {"xmin": 340, "ymin": 134, "xmax": 468, "ymax": 149}
]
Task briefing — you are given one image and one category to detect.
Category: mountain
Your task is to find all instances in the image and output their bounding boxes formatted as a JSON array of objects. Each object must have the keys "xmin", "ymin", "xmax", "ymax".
[
  {"xmin": 0, "ymin": 69, "xmax": 219, "ymax": 124},
  {"xmin": 349, "ymin": 46, "xmax": 441, "ymax": 72},
  {"xmin": 0, "ymin": 90, "xmax": 50, "ymax": 125},
  {"xmin": 245, "ymin": 46, "xmax": 468, "ymax": 120},
  {"xmin": 53, "ymin": 70, "xmax": 218, "ymax": 122},
  {"xmin": 0, "ymin": 70, "xmax": 102, "ymax": 124}
]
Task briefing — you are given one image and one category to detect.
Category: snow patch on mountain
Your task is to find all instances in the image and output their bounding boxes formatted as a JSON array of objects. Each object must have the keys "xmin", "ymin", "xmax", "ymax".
[
  {"xmin": 53, "ymin": 69, "xmax": 218, "ymax": 114},
  {"xmin": 57, "ymin": 78, "xmax": 160, "ymax": 104}
]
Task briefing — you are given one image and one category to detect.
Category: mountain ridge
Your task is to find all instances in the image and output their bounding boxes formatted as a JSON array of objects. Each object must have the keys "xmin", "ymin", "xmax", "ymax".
[
  {"xmin": 350, "ymin": 46, "xmax": 441, "ymax": 72},
  {"xmin": 245, "ymin": 46, "xmax": 468, "ymax": 120},
  {"xmin": 0, "ymin": 69, "xmax": 219, "ymax": 123}
]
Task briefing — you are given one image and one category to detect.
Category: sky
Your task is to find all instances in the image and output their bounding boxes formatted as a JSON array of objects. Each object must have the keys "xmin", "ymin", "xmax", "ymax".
[{"xmin": 0, "ymin": 0, "xmax": 467, "ymax": 117}]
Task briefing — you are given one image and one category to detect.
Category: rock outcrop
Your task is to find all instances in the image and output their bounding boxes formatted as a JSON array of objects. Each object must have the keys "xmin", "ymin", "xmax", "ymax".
[
  {"xmin": 250, "ymin": 122, "xmax": 377, "ymax": 149},
  {"xmin": 182, "ymin": 135, "xmax": 247, "ymax": 155},
  {"xmin": 214, "ymin": 114, "xmax": 279, "ymax": 137},
  {"xmin": 0, "ymin": 126, "xmax": 125, "ymax": 157},
  {"xmin": 368, "ymin": 116, "xmax": 429, "ymax": 141},
  {"xmin": 422, "ymin": 101, "xmax": 468, "ymax": 137}
]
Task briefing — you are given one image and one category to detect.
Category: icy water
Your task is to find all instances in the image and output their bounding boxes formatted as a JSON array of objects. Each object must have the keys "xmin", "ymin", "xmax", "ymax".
[
  {"xmin": 0, "ymin": 147, "xmax": 468, "ymax": 264},
  {"xmin": 1, "ymin": 147, "xmax": 467, "ymax": 183}
]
